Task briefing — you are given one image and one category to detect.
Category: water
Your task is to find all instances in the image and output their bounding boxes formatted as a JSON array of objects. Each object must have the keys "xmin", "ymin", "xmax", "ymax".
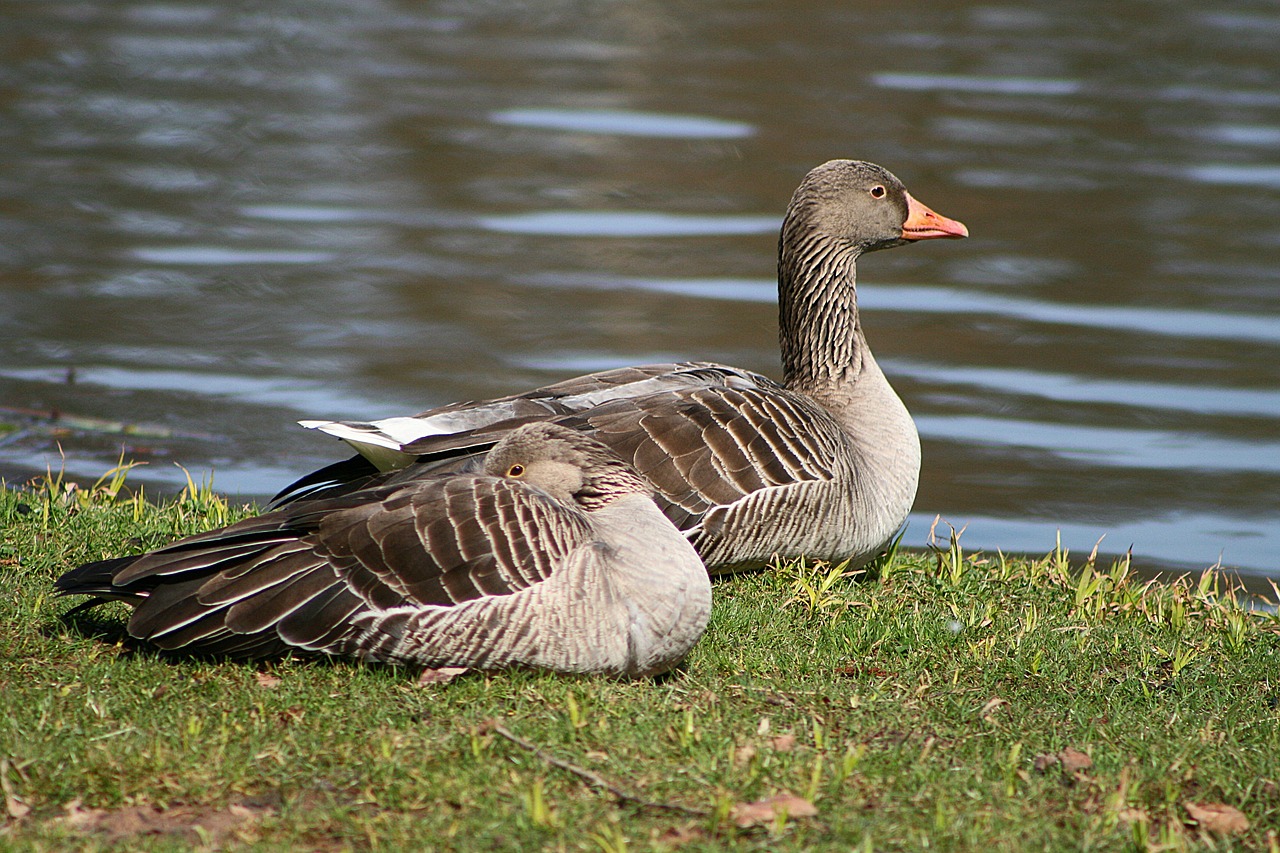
[{"xmin": 3, "ymin": 0, "xmax": 1279, "ymax": 583}]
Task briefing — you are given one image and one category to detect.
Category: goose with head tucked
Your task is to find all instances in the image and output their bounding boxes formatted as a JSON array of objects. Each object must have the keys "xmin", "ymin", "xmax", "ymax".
[
  {"xmin": 277, "ymin": 159, "xmax": 967, "ymax": 572},
  {"xmin": 56, "ymin": 423, "xmax": 712, "ymax": 678}
]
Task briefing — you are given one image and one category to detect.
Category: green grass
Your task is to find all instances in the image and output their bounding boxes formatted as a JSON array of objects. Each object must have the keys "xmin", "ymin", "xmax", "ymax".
[{"xmin": 1, "ymin": 472, "xmax": 1278, "ymax": 851}]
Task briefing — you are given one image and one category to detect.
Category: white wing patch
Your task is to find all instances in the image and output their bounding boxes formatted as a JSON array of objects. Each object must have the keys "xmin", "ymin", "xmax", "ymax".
[{"xmin": 297, "ymin": 419, "xmax": 419, "ymax": 470}]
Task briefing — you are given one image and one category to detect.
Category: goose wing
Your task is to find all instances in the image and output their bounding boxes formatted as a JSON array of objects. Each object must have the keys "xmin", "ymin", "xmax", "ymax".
[
  {"xmin": 562, "ymin": 380, "xmax": 847, "ymax": 530},
  {"xmin": 273, "ymin": 362, "xmax": 712, "ymax": 505},
  {"xmin": 313, "ymin": 475, "xmax": 592, "ymax": 607},
  {"xmin": 300, "ymin": 363, "xmax": 709, "ymax": 458},
  {"xmin": 58, "ymin": 475, "xmax": 593, "ymax": 659},
  {"xmin": 275, "ymin": 362, "xmax": 846, "ymax": 523}
]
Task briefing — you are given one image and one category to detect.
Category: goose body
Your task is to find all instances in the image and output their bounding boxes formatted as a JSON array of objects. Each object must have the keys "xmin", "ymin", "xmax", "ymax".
[
  {"xmin": 282, "ymin": 160, "xmax": 967, "ymax": 572},
  {"xmin": 56, "ymin": 424, "xmax": 712, "ymax": 678}
]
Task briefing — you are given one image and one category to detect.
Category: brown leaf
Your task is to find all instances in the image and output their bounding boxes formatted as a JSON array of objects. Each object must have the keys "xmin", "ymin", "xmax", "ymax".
[
  {"xmin": 1, "ymin": 759, "xmax": 30, "ymax": 820},
  {"xmin": 658, "ymin": 824, "xmax": 707, "ymax": 846},
  {"xmin": 836, "ymin": 664, "xmax": 892, "ymax": 678},
  {"xmin": 254, "ymin": 672, "xmax": 282, "ymax": 689},
  {"xmin": 58, "ymin": 800, "xmax": 268, "ymax": 841},
  {"xmin": 417, "ymin": 666, "xmax": 469, "ymax": 686},
  {"xmin": 1059, "ymin": 747, "xmax": 1092, "ymax": 773},
  {"xmin": 731, "ymin": 793, "xmax": 817, "ymax": 828},
  {"xmin": 278, "ymin": 706, "xmax": 305, "ymax": 725},
  {"xmin": 979, "ymin": 697, "xmax": 1007, "ymax": 721},
  {"xmin": 4, "ymin": 794, "xmax": 29, "ymax": 820},
  {"xmin": 1033, "ymin": 747, "xmax": 1092, "ymax": 776},
  {"xmin": 1117, "ymin": 807, "xmax": 1148, "ymax": 825},
  {"xmin": 733, "ymin": 743, "xmax": 757, "ymax": 768},
  {"xmin": 770, "ymin": 734, "xmax": 796, "ymax": 752},
  {"xmin": 61, "ymin": 799, "xmax": 102, "ymax": 828},
  {"xmin": 1185, "ymin": 801, "xmax": 1249, "ymax": 835}
]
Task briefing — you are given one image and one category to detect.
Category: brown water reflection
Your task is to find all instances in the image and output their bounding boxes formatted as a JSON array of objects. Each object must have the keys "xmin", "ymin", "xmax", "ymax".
[{"xmin": 2, "ymin": 1, "xmax": 1279, "ymax": 578}]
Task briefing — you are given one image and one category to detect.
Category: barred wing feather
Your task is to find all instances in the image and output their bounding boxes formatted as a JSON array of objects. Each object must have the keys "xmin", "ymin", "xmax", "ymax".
[{"xmin": 56, "ymin": 475, "xmax": 593, "ymax": 658}]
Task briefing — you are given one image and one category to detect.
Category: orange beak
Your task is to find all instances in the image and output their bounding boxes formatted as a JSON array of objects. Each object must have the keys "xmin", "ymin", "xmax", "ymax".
[{"xmin": 901, "ymin": 193, "xmax": 969, "ymax": 240}]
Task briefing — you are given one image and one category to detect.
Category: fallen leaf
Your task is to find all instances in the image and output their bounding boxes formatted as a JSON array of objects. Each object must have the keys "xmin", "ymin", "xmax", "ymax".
[
  {"xmin": 61, "ymin": 799, "xmax": 102, "ymax": 828},
  {"xmin": 658, "ymin": 824, "xmax": 707, "ymax": 846},
  {"xmin": 733, "ymin": 744, "xmax": 757, "ymax": 767},
  {"xmin": 1185, "ymin": 801, "xmax": 1249, "ymax": 835},
  {"xmin": 756, "ymin": 716, "xmax": 771, "ymax": 736},
  {"xmin": 1117, "ymin": 807, "xmax": 1148, "ymax": 825},
  {"xmin": 1032, "ymin": 753, "xmax": 1059, "ymax": 773},
  {"xmin": 57, "ymin": 800, "xmax": 269, "ymax": 841},
  {"xmin": 417, "ymin": 666, "xmax": 469, "ymax": 685},
  {"xmin": 731, "ymin": 793, "xmax": 817, "ymax": 828},
  {"xmin": 4, "ymin": 793, "xmax": 29, "ymax": 820},
  {"xmin": 770, "ymin": 734, "xmax": 796, "ymax": 752},
  {"xmin": 254, "ymin": 672, "xmax": 282, "ymax": 689},
  {"xmin": 1, "ymin": 759, "xmax": 29, "ymax": 819},
  {"xmin": 278, "ymin": 706, "xmax": 305, "ymax": 725},
  {"xmin": 1059, "ymin": 747, "xmax": 1092, "ymax": 773},
  {"xmin": 979, "ymin": 697, "xmax": 1007, "ymax": 721},
  {"xmin": 835, "ymin": 664, "xmax": 892, "ymax": 678}
]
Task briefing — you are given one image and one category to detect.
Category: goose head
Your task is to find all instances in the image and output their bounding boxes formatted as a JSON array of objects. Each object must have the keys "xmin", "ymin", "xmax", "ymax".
[
  {"xmin": 781, "ymin": 159, "xmax": 968, "ymax": 259},
  {"xmin": 484, "ymin": 422, "xmax": 651, "ymax": 510}
]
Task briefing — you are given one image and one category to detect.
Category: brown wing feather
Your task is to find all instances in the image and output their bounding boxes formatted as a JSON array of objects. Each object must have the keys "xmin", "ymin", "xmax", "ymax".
[
  {"xmin": 564, "ymin": 381, "xmax": 847, "ymax": 522},
  {"xmin": 62, "ymin": 472, "xmax": 594, "ymax": 660},
  {"xmin": 312, "ymin": 476, "xmax": 591, "ymax": 608},
  {"xmin": 274, "ymin": 363, "xmax": 851, "ymax": 546}
]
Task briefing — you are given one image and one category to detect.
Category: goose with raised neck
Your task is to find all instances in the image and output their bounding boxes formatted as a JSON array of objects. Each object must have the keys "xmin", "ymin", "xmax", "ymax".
[{"xmin": 278, "ymin": 160, "xmax": 968, "ymax": 572}]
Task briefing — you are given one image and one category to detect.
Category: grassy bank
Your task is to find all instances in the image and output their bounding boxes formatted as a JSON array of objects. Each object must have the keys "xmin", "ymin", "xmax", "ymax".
[{"xmin": 1, "ymin": 473, "xmax": 1277, "ymax": 851}]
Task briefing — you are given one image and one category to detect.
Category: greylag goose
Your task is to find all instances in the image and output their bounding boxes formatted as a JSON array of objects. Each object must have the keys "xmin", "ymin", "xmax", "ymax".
[
  {"xmin": 56, "ymin": 424, "xmax": 712, "ymax": 678},
  {"xmin": 279, "ymin": 160, "xmax": 967, "ymax": 572}
]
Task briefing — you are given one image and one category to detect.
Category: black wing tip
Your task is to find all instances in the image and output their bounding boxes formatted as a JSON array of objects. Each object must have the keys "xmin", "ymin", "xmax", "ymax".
[
  {"xmin": 54, "ymin": 555, "xmax": 140, "ymax": 597},
  {"xmin": 269, "ymin": 455, "xmax": 381, "ymax": 508}
]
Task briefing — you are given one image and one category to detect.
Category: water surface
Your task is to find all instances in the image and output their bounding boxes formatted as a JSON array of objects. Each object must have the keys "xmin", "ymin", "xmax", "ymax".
[{"xmin": 3, "ymin": 0, "xmax": 1279, "ymax": 582}]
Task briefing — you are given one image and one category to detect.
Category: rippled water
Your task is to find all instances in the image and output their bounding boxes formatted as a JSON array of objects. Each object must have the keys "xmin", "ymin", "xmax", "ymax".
[{"xmin": 3, "ymin": 1, "xmax": 1279, "ymax": 582}]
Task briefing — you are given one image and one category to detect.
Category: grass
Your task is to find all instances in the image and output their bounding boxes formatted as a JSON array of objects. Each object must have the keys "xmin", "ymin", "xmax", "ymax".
[{"xmin": 1, "ymin": 470, "xmax": 1278, "ymax": 851}]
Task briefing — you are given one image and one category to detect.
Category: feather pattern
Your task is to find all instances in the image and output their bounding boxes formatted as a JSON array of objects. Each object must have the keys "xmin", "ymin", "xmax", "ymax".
[
  {"xmin": 56, "ymin": 424, "xmax": 712, "ymax": 677},
  {"xmin": 278, "ymin": 160, "xmax": 966, "ymax": 571}
]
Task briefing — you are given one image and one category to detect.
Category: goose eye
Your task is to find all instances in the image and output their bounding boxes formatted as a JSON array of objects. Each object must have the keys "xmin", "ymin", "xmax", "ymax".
[
  {"xmin": 870, "ymin": 185, "xmax": 886, "ymax": 199},
  {"xmin": 507, "ymin": 464, "xmax": 525, "ymax": 477}
]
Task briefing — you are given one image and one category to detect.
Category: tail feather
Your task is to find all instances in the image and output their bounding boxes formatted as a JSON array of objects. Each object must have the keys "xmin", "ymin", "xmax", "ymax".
[
  {"xmin": 54, "ymin": 531, "xmax": 360, "ymax": 660},
  {"xmin": 55, "ymin": 556, "xmax": 146, "ymax": 602}
]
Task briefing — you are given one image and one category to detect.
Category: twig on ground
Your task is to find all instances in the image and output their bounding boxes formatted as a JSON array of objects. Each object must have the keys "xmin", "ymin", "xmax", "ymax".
[{"xmin": 489, "ymin": 722, "xmax": 709, "ymax": 817}]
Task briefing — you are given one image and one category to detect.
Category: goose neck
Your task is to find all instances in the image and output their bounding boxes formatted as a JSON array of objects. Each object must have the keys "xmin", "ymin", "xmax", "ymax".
[{"xmin": 778, "ymin": 233, "xmax": 866, "ymax": 395}]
